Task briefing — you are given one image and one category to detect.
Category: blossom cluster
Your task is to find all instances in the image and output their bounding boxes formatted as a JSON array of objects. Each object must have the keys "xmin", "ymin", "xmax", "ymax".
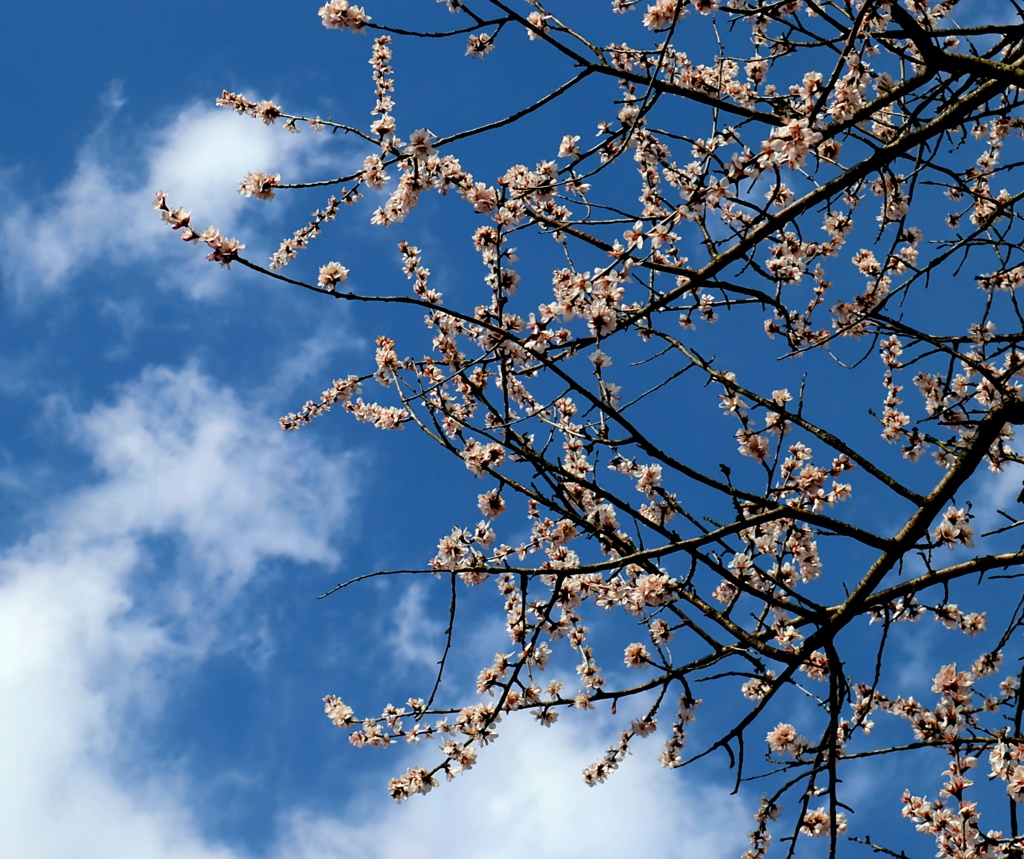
[
  {"xmin": 318, "ymin": 0, "xmax": 370, "ymax": 33},
  {"xmin": 154, "ymin": 192, "xmax": 244, "ymax": 266},
  {"xmin": 237, "ymin": 172, "xmax": 280, "ymax": 201}
]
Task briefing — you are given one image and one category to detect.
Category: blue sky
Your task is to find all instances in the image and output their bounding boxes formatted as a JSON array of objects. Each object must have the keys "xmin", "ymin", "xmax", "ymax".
[{"xmin": 3, "ymin": 1, "xmax": 1023, "ymax": 857}]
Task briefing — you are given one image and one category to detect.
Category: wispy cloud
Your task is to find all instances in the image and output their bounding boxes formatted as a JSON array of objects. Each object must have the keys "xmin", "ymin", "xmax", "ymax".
[
  {"xmin": 385, "ymin": 581, "xmax": 448, "ymax": 671},
  {"xmin": 0, "ymin": 94, "xmax": 346, "ymax": 304}
]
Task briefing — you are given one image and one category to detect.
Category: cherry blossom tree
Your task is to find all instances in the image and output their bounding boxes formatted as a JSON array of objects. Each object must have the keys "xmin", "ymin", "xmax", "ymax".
[{"xmin": 158, "ymin": 1, "xmax": 1024, "ymax": 855}]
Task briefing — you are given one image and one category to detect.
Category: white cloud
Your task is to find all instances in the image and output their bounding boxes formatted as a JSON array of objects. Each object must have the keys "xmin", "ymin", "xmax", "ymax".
[
  {"xmin": 278, "ymin": 713, "xmax": 750, "ymax": 859},
  {"xmin": 65, "ymin": 364, "xmax": 343, "ymax": 592},
  {"xmin": 1, "ymin": 95, "xmax": 348, "ymax": 303},
  {"xmin": 386, "ymin": 581, "xmax": 448, "ymax": 670},
  {"xmin": 974, "ymin": 462, "xmax": 1024, "ymax": 531},
  {"xmin": 0, "ymin": 363, "xmax": 352, "ymax": 858}
]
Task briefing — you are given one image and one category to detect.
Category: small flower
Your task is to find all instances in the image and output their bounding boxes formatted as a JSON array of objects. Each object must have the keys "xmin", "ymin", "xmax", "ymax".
[
  {"xmin": 477, "ymin": 488, "xmax": 506, "ymax": 519},
  {"xmin": 238, "ymin": 172, "xmax": 281, "ymax": 201},
  {"xmin": 253, "ymin": 100, "xmax": 283, "ymax": 125},
  {"xmin": 201, "ymin": 229, "xmax": 244, "ymax": 267},
  {"xmin": 405, "ymin": 128, "xmax": 436, "ymax": 158},
  {"xmin": 741, "ymin": 672, "xmax": 775, "ymax": 700},
  {"xmin": 800, "ymin": 808, "xmax": 847, "ymax": 837},
  {"xmin": 631, "ymin": 717, "xmax": 657, "ymax": 737},
  {"xmin": 466, "ymin": 32, "xmax": 495, "ymax": 57},
  {"xmin": 932, "ymin": 506, "xmax": 974, "ymax": 550},
  {"xmin": 643, "ymin": 0, "xmax": 684, "ymax": 30},
  {"xmin": 319, "ymin": 0, "xmax": 371, "ymax": 32},
  {"xmin": 323, "ymin": 695, "xmax": 356, "ymax": 727},
  {"xmin": 388, "ymin": 767, "xmax": 439, "ymax": 802},
  {"xmin": 558, "ymin": 134, "xmax": 581, "ymax": 158},
  {"xmin": 649, "ymin": 618, "xmax": 672, "ymax": 645},
  {"xmin": 525, "ymin": 11, "xmax": 550, "ymax": 39},
  {"xmin": 1007, "ymin": 766, "xmax": 1024, "ymax": 802},
  {"xmin": 766, "ymin": 722, "xmax": 807, "ymax": 757},
  {"xmin": 318, "ymin": 261, "xmax": 350, "ymax": 292},
  {"xmin": 624, "ymin": 642, "xmax": 650, "ymax": 667}
]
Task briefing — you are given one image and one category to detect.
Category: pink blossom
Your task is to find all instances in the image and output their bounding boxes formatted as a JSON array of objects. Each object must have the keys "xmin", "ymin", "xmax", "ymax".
[
  {"xmin": 477, "ymin": 488, "xmax": 505, "ymax": 519},
  {"xmin": 317, "ymin": 261, "xmax": 350, "ymax": 292},
  {"xmin": 323, "ymin": 695, "xmax": 355, "ymax": 727},
  {"xmin": 466, "ymin": 32, "xmax": 495, "ymax": 58},
  {"xmin": 462, "ymin": 438, "xmax": 506, "ymax": 476},
  {"xmin": 800, "ymin": 808, "xmax": 847, "ymax": 837},
  {"xmin": 766, "ymin": 722, "xmax": 807, "ymax": 757},
  {"xmin": 623, "ymin": 642, "xmax": 650, "ymax": 667},
  {"xmin": 643, "ymin": 0, "xmax": 683, "ymax": 30},
  {"xmin": 388, "ymin": 767, "xmax": 439, "ymax": 802},
  {"xmin": 558, "ymin": 134, "xmax": 581, "ymax": 158},
  {"xmin": 1006, "ymin": 766, "xmax": 1024, "ymax": 802},
  {"xmin": 525, "ymin": 11, "xmax": 550, "ymax": 39},
  {"xmin": 318, "ymin": 0, "xmax": 370, "ymax": 32},
  {"xmin": 932, "ymin": 507, "xmax": 974, "ymax": 550},
  {"xmin": 405, "ymin": 128, "xmax": 436, "ymax": 158},
  {"xmin": 238, "ymin": 171, "xmax": 280, "ymax": 201}
]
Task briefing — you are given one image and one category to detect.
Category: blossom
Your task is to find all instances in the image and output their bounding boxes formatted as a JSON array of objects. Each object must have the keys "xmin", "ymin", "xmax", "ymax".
[
  {"xmin": 323, "ymin": 695, "xmax": 356, "ymax": 727},
  {"xmin": 932, "ymin": 507, "xmax": 974, "ymax": 550},
  {"xmin": 1007, "ymin": 766, "xmax": 1024, "ymax": 802},
  {"xmin": 800, "ymin": 808, "xmax": 847, "ymax": 837},
  {"xmin": 254, "ymin": 100, "xmax": 282, "ymax": 125},
  {"xmin": 737, "ymin": 429, "xmax": 770, "ymax": 461},
  {"xmin": 462, "ymin": 438, "xmax": 506, "ymax": 476},
  {"xmin": 644, "ymin": 0, "xmax": 683, "ymax": 30},
  {"xmin": 361, "ymin": 153, "xmax": 389, "ymax": 189},
  {"xmin": 370, "ymin": 114, "xmax": 396, "ymax": 137},
  {"xmin": 269, "ymin": 196, "xmax": 340, "ymax": 269},
  {"xmin": 623, "ymin": 642, "xmax": 650, "ymax": 667},
  {"xmin": 405, "ymin": 128, "xmax": 436, "ymax": 158},
  {"xmin": 583, "ymin": 761, "xmax": 612, "ymax": 785},
  {"xmin": 159, "ymin": 2, "xmax": 1024, "ymax": 842},
  {"xmin": 766, "ymin": 723, "xmax": 807, "ymax": 757},
  {"xmin": 799, "ymin": 650, "xmax": 829, "ymax": 681},
  {"xmin": 238, "ymin": 171, "xmax": 280, "ymax": 201},
  {"xmin": 931, "ymin": 663, "xmax": 974, "ymax": 703},
  {"xmin": 477, "ymin": 488, "xmax": 506, "ymax": 519},
  {"xmin": 633, "ymin": 572, "xmax": 674, "ymax": 606},
  {"xmin": 388, "ymin": 767, "xmax": 439, "ymax": 802},
  {"xmin": 649, "ymin": 618, "xmax": 672, "ymax": 645},
  {"xmin": 319, "ymin": 0, "xmax": 371, "ymax": 32},
  {"xmin": 347, "ymin": 399, "xmax": 409, "ymax": 429},
  {"xmin": 462, "ymin": 181, "xmax": 498, "ymax": 213},
  {"xmin": 525, "ymin": 11, "xmax": 550, "ymax": 39},
  {"xmin": 558, "ymin": 134, "xmax": 581, "ymax": 158},
  {"xmin": 764, "ymin": 120, "xmax": 822, "ymax": 170},
  {"xmin": 466, "ymin": 32, "xmax": 495, "ymax": 57},
  {"xmin": 632, "ymin": 717, "xmax": 658, "ymax": 737},
  {"xmin": 741, "ymin": 673, "xmax": 775, "ymax": 701},
  {"xmin": 634, "ymin": 463, "xmax": 662, "ymax": 497},
  {"xmin": 442, "ymin": 739, "xmax": 478, "ymax": 774},
  {"xmin": 199, "ymin": 228, "xmax": 244, "ymax": 267},
  {"xmin": 317, "ymin": 261, "xmax": 350, "ymax": 292},
  {"xmin": 280, "ymin": 375, "xmax": 361, "ymax": 430}
]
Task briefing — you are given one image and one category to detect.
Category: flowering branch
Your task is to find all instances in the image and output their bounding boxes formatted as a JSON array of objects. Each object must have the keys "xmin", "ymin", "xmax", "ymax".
[{"xmin": 163, "ymin": 1, "xmax": 1024, "ymax": 855}]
